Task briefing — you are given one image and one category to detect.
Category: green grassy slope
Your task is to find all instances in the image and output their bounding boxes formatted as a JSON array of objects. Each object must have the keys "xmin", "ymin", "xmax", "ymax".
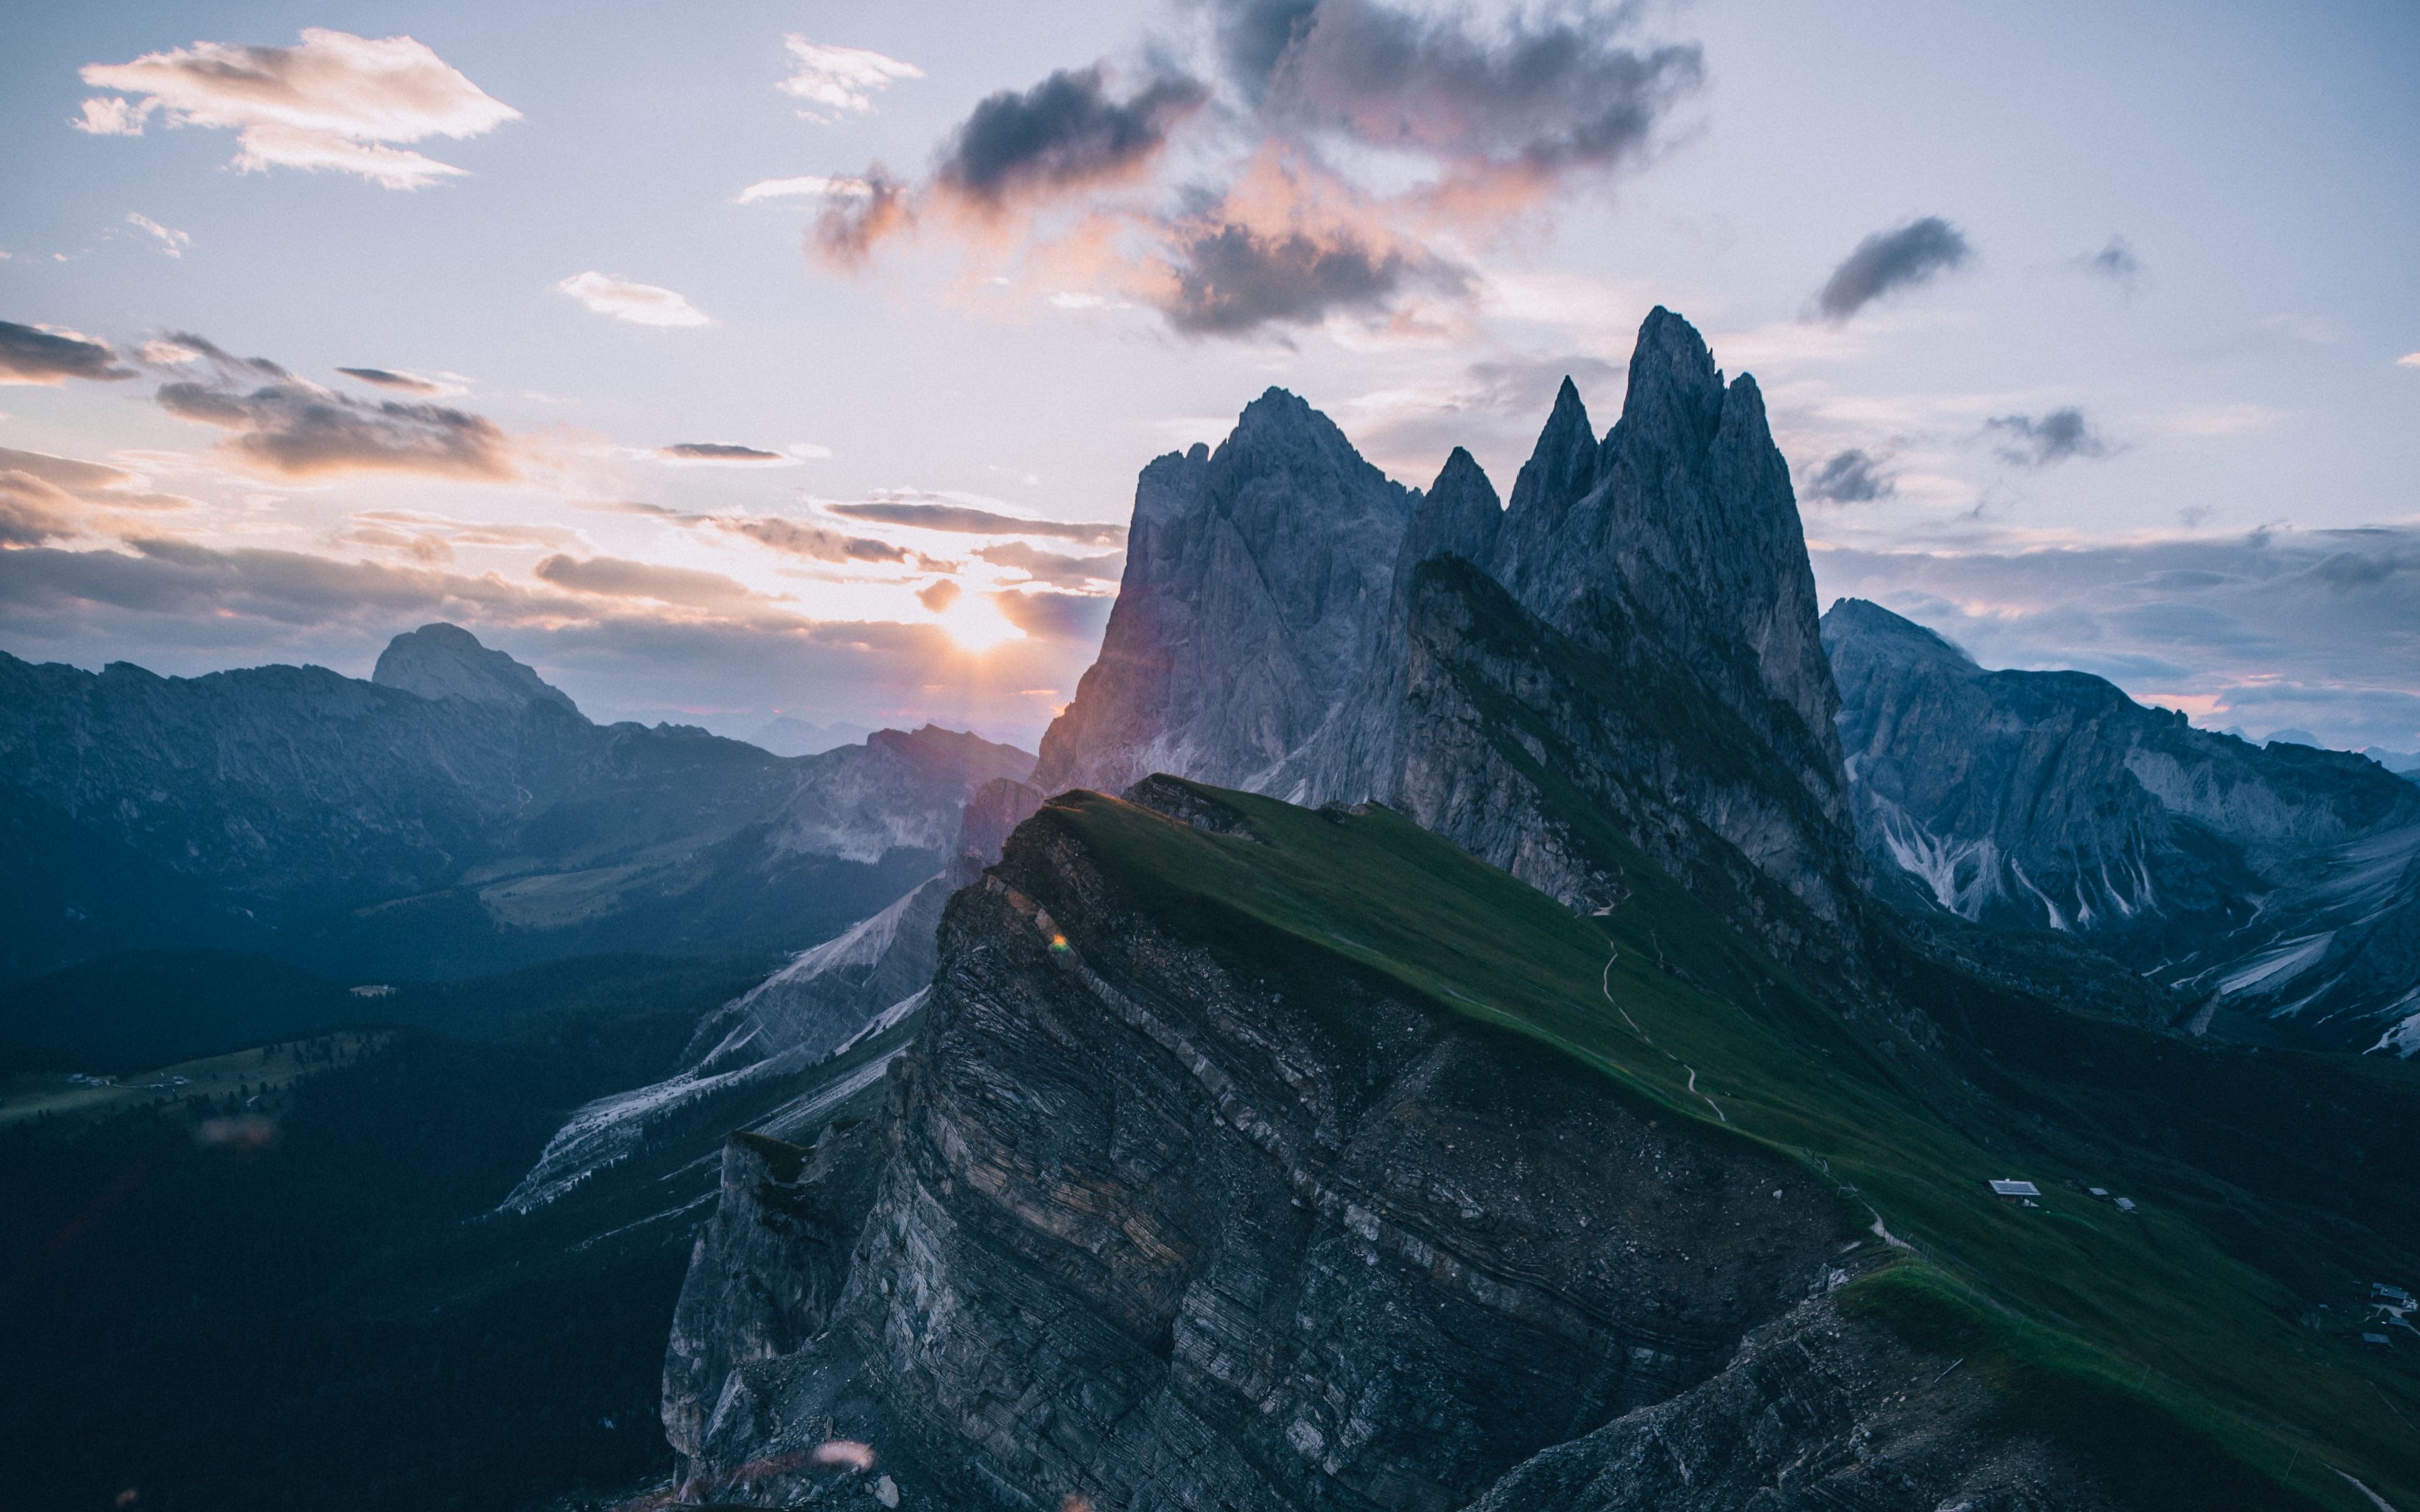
[{"xmin": 1044, "ymin": 781, "xmax": 2420, "ymax": 1512}]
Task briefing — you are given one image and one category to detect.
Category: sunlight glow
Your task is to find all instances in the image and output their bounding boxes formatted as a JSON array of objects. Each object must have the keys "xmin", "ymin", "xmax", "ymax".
[{"xmin": 936, "ymin": 592, "xmax": 1025, "ymax": 652}]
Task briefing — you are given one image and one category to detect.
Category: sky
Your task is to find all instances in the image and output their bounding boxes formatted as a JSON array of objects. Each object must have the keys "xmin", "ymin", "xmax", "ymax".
[{"xmin": 1, "ymin": 0, "xmax": 2414, "ymax": 754}]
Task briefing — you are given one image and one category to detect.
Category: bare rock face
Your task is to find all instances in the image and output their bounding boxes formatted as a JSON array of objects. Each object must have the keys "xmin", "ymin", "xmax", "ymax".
[
  {"xmin": 1824, "ymin": 597, "xmax": 2420, "ymax": 1053},
  {"xmin": 658, "ymin": 788, "xmax": 2115, "ymax": 1512},
  {"xmin": 1033, "ymin": 308, "xmax": 1865, "ymax": 966},
  {"xmin": 664, "ymin": 790, "xmax": 1858, "ymax": 1509},
  {"xmin": 1034, "ymin": 389, "xmax": 1414, "ymax": 798},
  {"xmin": 372, "ymin": 620, "xmax": 582, "ymax": 713}
]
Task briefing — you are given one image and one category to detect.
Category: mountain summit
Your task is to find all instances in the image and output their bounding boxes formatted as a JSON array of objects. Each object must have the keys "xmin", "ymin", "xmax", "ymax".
[
  {"xmin": 371, "ymin": 622, "xmax": 581, "ymax": 714},
  {"xmin": 1037, "ymin": 307, "xmax": 1863, "ymax": 962}
]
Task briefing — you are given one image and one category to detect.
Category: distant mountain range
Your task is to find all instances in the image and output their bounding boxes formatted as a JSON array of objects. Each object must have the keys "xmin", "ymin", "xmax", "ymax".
[
  {"xmin": 0, "ymin": 622, "xmax": 1030, "ymax": 988},
  {"xmin": 1826, "ymin": 598, "xmax": 2420, "ymax": 1054}
]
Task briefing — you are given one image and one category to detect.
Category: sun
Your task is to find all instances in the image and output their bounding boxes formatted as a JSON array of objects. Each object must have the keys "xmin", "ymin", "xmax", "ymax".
[{"xmin": 936, "ymin": 592, "xmax": 1025, "ymax": 653}]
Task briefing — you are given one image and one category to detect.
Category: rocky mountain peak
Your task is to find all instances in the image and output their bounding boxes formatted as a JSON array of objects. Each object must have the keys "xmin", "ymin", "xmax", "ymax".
[
  {"xmin": 1504, "ymin": 375, "xmax": 1598, "ymax": 524},
  {"xmin": 1821, "ymin": 598, "xmax": 1980, "ymax": 673},
  {"xmin": 372, "ymin": 622, "xmax": 580, "ymax": 715}
]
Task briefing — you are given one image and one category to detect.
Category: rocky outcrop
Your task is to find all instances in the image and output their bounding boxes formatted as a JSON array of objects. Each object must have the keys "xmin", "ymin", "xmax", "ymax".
[
  {"xmin": 1824, "ymin": 597, "xmax": 2420, "ymax": 1053},
  {"xmin": 1034, "ymin": 389, "xmax": 1414, "ymax": 798},
  {"xmin": 0, "ymin": 628, "xmax": 1032, "ymax": 983},
  {"xmin": 371, "ymin": 620, "xmax": 581, "ymax": 713},
  {"xmin": 1034, "ymin": 309, "xmax": 1865, "ymax": 966},
  {"xmin": 1461, "ymin": 1293, "xmax": 2119, "ymax": 1512},
  {"xmin": 659, "ymin": 784, "xmax": 2131, "ymax": 1511}
]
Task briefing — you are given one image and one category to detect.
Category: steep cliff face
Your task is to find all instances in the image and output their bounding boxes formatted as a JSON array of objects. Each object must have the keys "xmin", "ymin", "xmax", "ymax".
[
  {"xmin": 666, "ymin": 784, "xmax": 1864, "ymax": 1509},
  {"xmin": 1826, "ymin": 597, "xmax": 2420, "ymax": 1052},
  {"xmin": 1034, "ymin": 390, "xmax": 1413, "ymax": 798},
  {"xmin": 0, "ymin": 629, "xmax": 1032, "ymax": 984},
  {"xmin": 654, "ymin": 781, "xmax": 2342, "ymax": 1512},
  {"xmin": 1035, "ymin": 308, "xmax": 1864, "ymax": 965}
]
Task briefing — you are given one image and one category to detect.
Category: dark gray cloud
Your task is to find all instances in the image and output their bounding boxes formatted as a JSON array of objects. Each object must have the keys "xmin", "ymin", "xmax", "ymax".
[
  {"xmin": 662, "ymin": 442, "xmax": 784, "ymax": 462},
  {"xmin": 1812, "ymin": 523, "xmax": 2420, "ymax": 750},
  {"xmin": 976, "ymin": 541, "xmax": 1125, "ymax": 587},
  {"xmin": 2082, "ymin": 235, "xmax": 2141, "ymax": 287},
  {"xmin": 1234, "ymin": 0, "xmax": 1702, "ymax": 175},
  {"xmin": 824, "ymin": 499, "xmax": 1126, "ymax": 545},
  {"xmin": 721, "ymin": 516, "xmax": 910, "ymax": 564},
  {"xmin": 0, "ymin": 320, "xmax": 136, "ymax": 384},
  {"xmin": 1803, "ymin": 448, "xmax": 1895, "ymax": 504},
  {"xmin": 1160, "ymin": 222, "xmax": 1452, "ymax": 336},
  {"xmin": 936, "ymin": 67, "xmax": 1208, "ymax": 212},
  {"xmin": 1814, "ymin": 217, "xmax": 1971, "ymax": 321},
  {"xmin": 995, "ymin": 588, "xmax": 1113, "ymax": 641},
  {"xmin": 1986, "ymin": 407, "xmax": 2109, "ymax": 467},
  {"xmin": 336, "ymin": 366, "xmax": 444, "ymax": 394},
  {"xmin": 533, "ymin": 554, "xmax": 759, "ymax": 607}
]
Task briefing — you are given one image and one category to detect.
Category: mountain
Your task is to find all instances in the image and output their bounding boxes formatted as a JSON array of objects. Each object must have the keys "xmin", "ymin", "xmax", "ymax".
[
  {"xmin": 661, "ymin": 777, "xmax": 2420, "ymax": 1511},
  {"xmin": 1825, "ymin": 597, "xmax": 2420, "ymax": 1054},
  {"xmin": 0, "ymin": 626, "xmax": 1033, "ymax": 992},
  {"xmin": 747, "ymin": 714, "xmax": 877, "ymax": 758},
  {"xmin": 1039, "ymin": 309, "xmax": 1866, "ymax": 971}
]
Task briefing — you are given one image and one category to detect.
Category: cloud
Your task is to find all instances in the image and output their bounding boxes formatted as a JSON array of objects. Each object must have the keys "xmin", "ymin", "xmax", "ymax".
[
  {"xmin": 1157, "ymin": 219, "xmax": 1438, "ymax": 336},
  {"xmin": 778, "ymin": 38, "xmax": 921, "ymax": 123},
  {"xmin": 995, "ymin": 588, "xmax": 1112, "ymax": 642},
  {"xmin": 1233, "ymin": 0, "xmax": 1702, "ymax": 181},
  {"xmin": 154, "ymin": 340, "xmax": 514, "ymax": 480},
  {"xmin": 805, "ymin": 1, "xmax": 1697, "ymax": 342},
  {"xmin": 934, "ymin": 67, "xmax": 1209, "ymax": 215},
  {"xmin": 533, "ymin": 553, "xmax": 760, "ymax": 608},
  {"xmin": 975, "ymin": 541, "xmax": 1125, "ymax": 587},
  {"xmin": 916, "ymin": 578, "xmax": 961, "ymax": 612},
  {"xmin": 125, "ymin": 213, "xmax": 189, "ymax": 258},
  {"xmin": 2082, "ymin": 235, "xmax": 2141, "ymax": 287},
  {"xmin": 824, "ymin": 498, "xmax": 1124, "ymax": 544},
  {"xmin": 1802, "ymin": 448, "xmax": 1894, "ymax": 504},
  {"xmin": 556, "ymin": 272, "xmax": 713, "ymax": 328},
  {"xmin": 660, "ymin": 442, "xmax": 786, "ymax": 463},
  {"xmin": 1814, "ymin": 217, "xmax": 1971, "ymax": 321},
  {"xmin": 2400, "ymin": 353, "xmax": 2420, "ymax": 370},
  {"xmin": 337, "ymin": 366, "xmax": 455, "ymax": 395},
  {"xmin": 1985, "ymin": 407, "xmax": 2109, "ymax": 467},
  {"xmin": 810, "ymin": 169, "xmax": 914, "ymax": 267},
  {"xmin": 737, "ymin": 175, "xmax": 875, "ymax": 205},
  {"xmin": 0, "ymin": 321, "xmax": 135, "ymax": 384},
  {"xmin": 1812, "ymin": 524, "xmax": 2420, "ymax": 750},
  {"xmin": 78, "ymin": 28, "xmax": 519, "ymax": 189},
  {"xmin": 0, "ymin": 447, "xmax": 199, "ymax": 529},
  {"xmin": 719, "ymin": 516, "xmax": 908, "ymax": 564}
]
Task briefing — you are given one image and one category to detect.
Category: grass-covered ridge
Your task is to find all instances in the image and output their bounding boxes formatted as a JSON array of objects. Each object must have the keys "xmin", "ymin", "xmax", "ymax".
[{"xmin": 1040, "ymin": 779, "xmax": 2419, "ymax": 1512}]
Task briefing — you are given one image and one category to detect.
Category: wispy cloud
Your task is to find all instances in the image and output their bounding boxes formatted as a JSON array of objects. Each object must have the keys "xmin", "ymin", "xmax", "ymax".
[
  {"xmin": 2080, "ymin": 234, "xmax": 2141, "ymax": 289},
  {"xmin": 125, "ymin": 212, "xmax": 190, "ymax": 258},
  {"xmin": 736, "ymin": 175, "xmax": 875, "ymax": 205},
  {"xmin": 824, "ymin": 497, "xmax": 1125, "ymax": 544},
  {"xmin": 337, "ymin": 366, "xmax": 462, "ymax": 396},
  {"xmin": 556, "ymin": 272, "xmax": 713, "ymax": 328},
  {"xmin": 0, "ymin": 321, "xmax": 136, "ymax": 385},
  {"xmin": 153, "ymin": 331, "xmax": 514, "ymax": 480},
  {"xmin": 1814, "ymin": 217, "xmax": 1971, "ymax": 322},
  {"xmin": 534, "ymin": 553, "xmax": 763, "ymax": 607},
  {"xmin": 778, "ymin": 38, "xmax": 921, "ymax": 123},
  {"xmin": 2397, "ymin": 352, "xmax": 2420, "ymax": 370},
  {"xmin": 659, "ymin": 442, "xmax": 786, "ymax": 463},
  {"xmin": 77, "ymin": 28, "xmax": 519, "ymax": 190}
]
